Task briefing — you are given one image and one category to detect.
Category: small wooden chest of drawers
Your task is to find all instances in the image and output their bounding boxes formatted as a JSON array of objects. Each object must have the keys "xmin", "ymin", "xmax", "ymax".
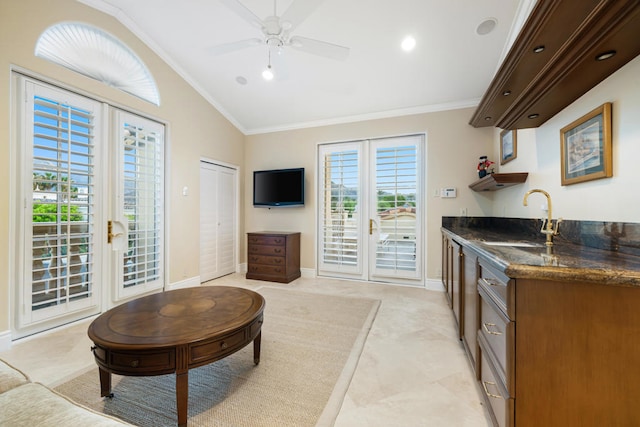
[{"xmin": 246, "ymin": 232, "xmax": 301, "ymax": 283}]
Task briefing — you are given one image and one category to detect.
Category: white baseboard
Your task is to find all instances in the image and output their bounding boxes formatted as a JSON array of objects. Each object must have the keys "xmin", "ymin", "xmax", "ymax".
[
  {"xmin": 238, "ymin": 262, "xmax": 247, "ymax": 273},
  {"xmin": 300, "ymin": 268, "xmax": 316, "ymax": 278},
  {"xmin": 167, "ymin": 276, "xmax": 201, "ymax": 290},
  {"xmin": 425, "ymin": 278, "xmax": 445, "ymax": 292},
  {"xmin": 0, "ymin": 330, "xmax": 12, "ymax": 352}
]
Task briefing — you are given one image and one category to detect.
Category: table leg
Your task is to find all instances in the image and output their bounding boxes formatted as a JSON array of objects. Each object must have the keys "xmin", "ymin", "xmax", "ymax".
[
  {"xmin": 98, "ymin": 367, "xmax": 113, "ymax": 398},
  {"xmin": 176, "ymin": 371, "xmax": 189, "ymax": 427},
  {"xmin": 253, "ymin": 330, "xmax": 262, "ymax": 365}
]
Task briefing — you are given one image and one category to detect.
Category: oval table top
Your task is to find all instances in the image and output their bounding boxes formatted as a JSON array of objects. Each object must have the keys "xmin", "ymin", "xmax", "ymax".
[{"xmin": 88, "ymin": 286, "xmax": 265, "ymax": 350}]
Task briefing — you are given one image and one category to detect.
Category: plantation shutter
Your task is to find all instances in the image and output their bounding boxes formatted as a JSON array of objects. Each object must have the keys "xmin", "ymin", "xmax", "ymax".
[
  {"xmin": 318, "ymin": 142, "xmax": 363, "ymax": 275},
  {"xmin": 371, "ymin": 138, "xmax": 420, "ymax": 278},
  {"xmin": 114, "ymin": 111, "xmax": 165, "ymax": 298},
  {"xmin": 25, "ymin": 82, "xmax": 101, "ymax": 325}
]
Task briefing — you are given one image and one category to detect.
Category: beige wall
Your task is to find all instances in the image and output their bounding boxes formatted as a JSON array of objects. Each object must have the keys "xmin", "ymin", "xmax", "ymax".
[
  {"xmin": 245, "ymin": 108, "xmax": 495, "ymax": 280},
  {"xmin": 0, "ymin": 0, "xmax": 245, "ymax": 334}
]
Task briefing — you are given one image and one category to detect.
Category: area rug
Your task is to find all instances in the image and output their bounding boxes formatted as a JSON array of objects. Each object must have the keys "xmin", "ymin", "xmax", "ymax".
[{"xmin": 54, "ymin": 287, "xmax": 380, "ymax": 427}]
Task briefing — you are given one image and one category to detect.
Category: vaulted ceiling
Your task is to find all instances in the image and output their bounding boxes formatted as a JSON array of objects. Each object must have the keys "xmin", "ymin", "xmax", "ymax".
[{"xmin": 79, "ymin": 0, "xmax": 532, "ymax": 134}]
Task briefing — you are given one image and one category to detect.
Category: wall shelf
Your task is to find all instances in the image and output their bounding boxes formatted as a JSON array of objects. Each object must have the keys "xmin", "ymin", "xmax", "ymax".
[
  {"xmin": 469, "ymin": 173, "xmax": 528, "ymax": 192},
  {"xmin": 469, "ymin": 1, "xmax": 640, "ymax": 130}
]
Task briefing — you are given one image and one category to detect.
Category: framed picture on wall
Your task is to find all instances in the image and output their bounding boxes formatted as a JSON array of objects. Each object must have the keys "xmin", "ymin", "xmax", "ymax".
[
  {"xmin": 500, "ymin": 129, "xmax": 517, "ymax": 165},
  {"xmin": 560, "ymin": 102, "xmax": 612, "ymax": 186}
]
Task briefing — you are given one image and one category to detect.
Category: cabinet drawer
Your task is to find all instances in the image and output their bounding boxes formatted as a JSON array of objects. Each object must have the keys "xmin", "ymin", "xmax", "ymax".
[
  {"xmin": 248, "ymin": 254, "xmax": 286, "ymax": 266},
  {"xmin": 247, "ymin": 264, "xmax": 287, "ymax": 276},
  {"xmin": 247, "ymin": 235, "xmax": 286, "ymax": 246},
  {"xmin": 478, "ymin": 260, "xmax": 514, "ymax": 319},
  {"xmin": 109, "ymin": 349, "xmax": 175, "ymax": 373},
  {"xmin": 248, "ymin": 245, "xmax": 286, "ymax": 256},
  {"xmin": 479, "ymin": 342, "xmax": 514, "ymax": 427},
  {"xmin": 479, "ymin": 287, "xmax": 514, "ymax": 391},
  {"xmin": 190, "ymin": 328, "xmax": 247, "ymax": 364}
]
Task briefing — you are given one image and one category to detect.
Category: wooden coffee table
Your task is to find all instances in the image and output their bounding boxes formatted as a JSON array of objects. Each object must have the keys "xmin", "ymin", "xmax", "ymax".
[{"xmin": 88, "ymin": 286, "xmax": 265, "ymax": 426}]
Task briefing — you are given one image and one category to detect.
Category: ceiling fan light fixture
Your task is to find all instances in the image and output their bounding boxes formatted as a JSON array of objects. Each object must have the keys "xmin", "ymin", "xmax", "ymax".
[
  {"xmin": 262, "ymin": 65, "xmax": 274, "ymax": 81},
  {"xmin": 401, "ymin": 36, "xmax": 416, "ymax": 52}
]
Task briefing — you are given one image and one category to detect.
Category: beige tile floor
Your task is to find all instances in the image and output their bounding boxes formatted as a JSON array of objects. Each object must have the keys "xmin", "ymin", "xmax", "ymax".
[{"xmin": 0, "ymin": 273, "xmax": 492, "ymax": 426}]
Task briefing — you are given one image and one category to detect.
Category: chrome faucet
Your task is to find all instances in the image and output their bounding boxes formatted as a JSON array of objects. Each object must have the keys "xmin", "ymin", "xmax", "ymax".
[{"xmin": 523, "ymin": 189, "xmax": 562, "ymax": 247}]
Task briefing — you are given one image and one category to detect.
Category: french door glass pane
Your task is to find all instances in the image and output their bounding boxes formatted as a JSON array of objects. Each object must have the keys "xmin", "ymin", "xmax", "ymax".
[
  {"xmin": 374, "ymin": 144, "xmax": 417, "ymax": 273},
  {"xmin": 121, "ymin": 120, "xmax": 163, "ymax": 290},
  {"xmin": 31, "ymin": 96, "xmax": 95, "ymax": 310},
  {"xmin": 321, "ymin": 148, "xmax": 360, "ymax": 268}
]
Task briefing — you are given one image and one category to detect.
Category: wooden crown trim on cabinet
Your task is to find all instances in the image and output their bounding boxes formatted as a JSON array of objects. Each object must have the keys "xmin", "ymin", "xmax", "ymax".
[
  {"xmin": 470, "ymin": 0, "xmax": 640, "ymax": 130},
  {"xmin": 469, "ymin": 173, "xmax": 528, "ymax": 192}
]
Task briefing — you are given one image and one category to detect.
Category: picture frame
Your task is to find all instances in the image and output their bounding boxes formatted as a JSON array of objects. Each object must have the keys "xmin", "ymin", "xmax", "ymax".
[
  {"xmin": 560, "ymin": 102, "xmax": 612, "ymax": 186},
  {"xmin": 500, "ymin": 129, "xmax": 517, "ymax": 165}
]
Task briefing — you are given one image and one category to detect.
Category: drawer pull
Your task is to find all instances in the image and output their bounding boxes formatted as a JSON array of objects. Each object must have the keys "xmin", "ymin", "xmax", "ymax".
[
  {"xmin": 274, "ymin": 248, "xmax": 282, "ymax": 253},
  {"xmin": 220, "ymin": 342, "xmax": 228, "ymax": 350},
  {"xmin": 274, "ymin": 239, "xmax": 282, "ymax": 244},
  {"xmin": 482, "ymin": 380, "xmax": 502, "ymax": 399},
  {"xmin": 130, "ymin": 360, "xmax": 139, "ymax": 368},
  {"xmin": 483, "ymin": 322, "xmax": 503, "ymax": 336},
  {"xmin": 481, "ymin": 277, "xmax": 499, "ymax": 287}
]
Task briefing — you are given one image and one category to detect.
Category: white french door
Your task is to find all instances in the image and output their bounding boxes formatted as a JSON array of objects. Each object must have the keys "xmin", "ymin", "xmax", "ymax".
[
  {"xmin": 317, "ymin": 134, "xmax": 424, "ymax": 285},
  {"xmin": 111, "ymin": 110, "xmax": 165, "ymax": 300},
  {"xmin": 13, "ymin": 76, "xmax": 165, "ymax": 338}
]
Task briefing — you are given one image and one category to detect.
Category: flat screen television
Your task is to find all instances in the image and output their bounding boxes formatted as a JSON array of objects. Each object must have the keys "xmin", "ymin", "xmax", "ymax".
[{"xmin": 253, "ymin": 168, "xmax": 305, "ymax": 207}]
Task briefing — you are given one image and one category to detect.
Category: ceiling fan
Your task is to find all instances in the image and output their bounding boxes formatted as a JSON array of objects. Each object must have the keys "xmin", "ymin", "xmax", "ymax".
[{"xmin": 212, "ymin": 0, "xmax": 350, "ymax": 61}]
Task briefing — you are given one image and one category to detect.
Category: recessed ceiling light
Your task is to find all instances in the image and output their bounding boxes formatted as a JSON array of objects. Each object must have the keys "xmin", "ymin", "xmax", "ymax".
[
  {"xmin": 503, "ymin": 90, "xmax": 512, "ymax": 96},
  {"xmin": 528, "ymin": 113, "xmax": 539, "ymax": 119},
  {"xmin": 533, "ymin": 45, "xmax": 545, "ymax": 53},
  {"xmin": 476, "ymin": 18, "xmax": 497, "ymax": 36},
  {"xmin": 401, "ymin": 36, "xmax": 416, "ymax": 52},
  {"xmin": 236, "ymin": 76, "xmax": 248, "ymax": 85},
  {"xmin": 596, "ymin": 50, "xmax": 616, "ymax": 61}
]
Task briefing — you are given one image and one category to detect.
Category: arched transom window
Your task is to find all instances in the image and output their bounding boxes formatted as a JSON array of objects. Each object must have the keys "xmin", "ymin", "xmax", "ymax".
[{"xmin": 35, "ymin": 22, "xmax": 160, "ymax": 106}]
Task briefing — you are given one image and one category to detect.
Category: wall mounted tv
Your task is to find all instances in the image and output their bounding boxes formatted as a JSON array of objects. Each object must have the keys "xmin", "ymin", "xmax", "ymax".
[{"xmin": 253, "ymin": 168, "xmax": 305, "ymax": 207}]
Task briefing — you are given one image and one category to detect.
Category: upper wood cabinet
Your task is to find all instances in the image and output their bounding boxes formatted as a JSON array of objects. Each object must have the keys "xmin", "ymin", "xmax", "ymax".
[{"xmin": 470, "ymin": 0, "xmax": 640, "ymax": 130}]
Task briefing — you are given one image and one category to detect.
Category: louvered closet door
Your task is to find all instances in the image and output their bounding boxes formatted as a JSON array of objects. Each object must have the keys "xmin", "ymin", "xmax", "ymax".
[
  {"xmin": 318, "ymin": 135, "xmax": 423, "ymax": 285},
  {"xmin": 200, "ymin": 161, "xmax": 237, "ymax": 282}
]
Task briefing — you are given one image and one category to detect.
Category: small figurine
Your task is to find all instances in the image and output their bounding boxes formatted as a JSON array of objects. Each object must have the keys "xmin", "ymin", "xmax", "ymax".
[{"xmin": 477, "ymin": 156, "xmax": 494, "ymax": 178}]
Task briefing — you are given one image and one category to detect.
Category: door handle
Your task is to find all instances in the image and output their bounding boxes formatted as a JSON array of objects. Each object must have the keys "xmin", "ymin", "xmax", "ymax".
[
  {"xmin": 107, "ymin": 220, "xmax": 122, "ymax": 244},
  {"xmin": 107, "ymin": 220, "xmax": 128, "ymax": 251},
  {"xmin": 369, "ymin": 219, "xmax": 373, "ymax": 235}
]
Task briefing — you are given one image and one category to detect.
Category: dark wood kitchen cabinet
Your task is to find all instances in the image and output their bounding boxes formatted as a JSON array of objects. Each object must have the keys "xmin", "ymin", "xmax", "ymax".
[
  {"xmin": 443, "ymin": 227, "xmax": 640, "ymax": 427},
  {"xmin": 246, "ymin": 231, "xmax": 300, "ymax": 283},
  {"xmin": 462, "ymin": 246, "xmax": 479, "ymax": 377},
  {"xmin": 443, "ymin": 233, "xmax": 462, "ymax": 338}
]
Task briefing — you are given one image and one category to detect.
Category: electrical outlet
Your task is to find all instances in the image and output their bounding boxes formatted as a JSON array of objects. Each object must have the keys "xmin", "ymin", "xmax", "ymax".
[{"xmin": 460, "ymin": 207, "xmax": 468, "ymax": 217}]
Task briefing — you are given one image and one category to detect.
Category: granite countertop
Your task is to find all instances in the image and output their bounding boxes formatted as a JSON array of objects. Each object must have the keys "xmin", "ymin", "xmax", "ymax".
[{"xmin": 442, "ymin": 223, "xmax": 640, "ymax": 287}]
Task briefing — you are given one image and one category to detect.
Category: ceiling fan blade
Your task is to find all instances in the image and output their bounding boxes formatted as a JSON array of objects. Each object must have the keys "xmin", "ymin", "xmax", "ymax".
[
  {"xmin": 208, "ymin": 38, "xmax": 263, "ymax": 55},
  {"xmin": 220, "ymin": 0, "xmax": 263, "ymax": 29},
  {"xmin": 281, "ymin": 0, "xmax": 325, "ymax": 32},
  {"xmin": 289, "ymin": 36, "xmax": 350, "ymax": 61}
]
